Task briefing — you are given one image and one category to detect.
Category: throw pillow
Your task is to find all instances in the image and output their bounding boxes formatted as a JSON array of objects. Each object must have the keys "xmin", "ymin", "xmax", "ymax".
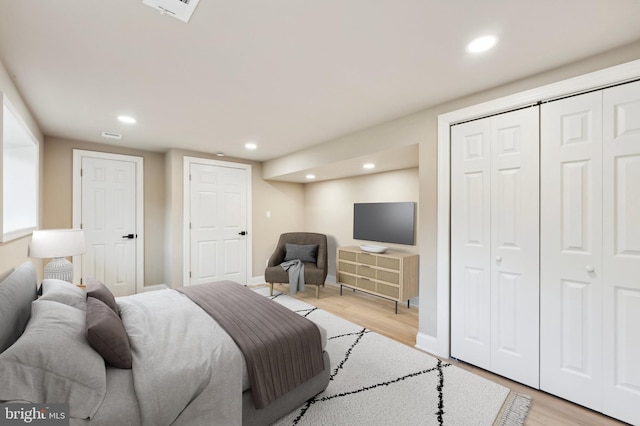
[
  {"xmin": 284, "ymin": 243, "xmax": 319, "ymax": 263},
  {"xmin": 86, "ymin": 297, "xmax": 133, "ymax": 369},
  {"xmin": 86, "ymin": 278, "xmax": 119, "ymax": 315}
]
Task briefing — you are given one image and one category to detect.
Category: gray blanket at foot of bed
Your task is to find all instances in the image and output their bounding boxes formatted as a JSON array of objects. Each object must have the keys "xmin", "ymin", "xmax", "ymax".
[{"xmin": 177, "ymin": 281, "xmax": 325, "ymax": 409}]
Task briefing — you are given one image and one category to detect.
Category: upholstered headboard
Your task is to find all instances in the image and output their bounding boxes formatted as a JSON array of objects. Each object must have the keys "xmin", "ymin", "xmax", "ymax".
[{"xmin": 0, "ymin": 261, "xmax": 38, "ymax": 352}]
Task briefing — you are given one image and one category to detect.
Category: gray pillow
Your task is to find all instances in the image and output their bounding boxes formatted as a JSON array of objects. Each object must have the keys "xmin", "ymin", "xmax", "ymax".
[
  {"xmin": 0, "ymin": 261, "xmax": 37, "ymax": 353},
  {"xmin": 86, "ymin": 278, "xmax": 119, "ymax": 315},
  {"xmin": 40, "ymin": 278, "xmax": 87, "ymax": 310},
  {"xmin": 86, "ymin": 297, "xmax": 132, "ymax": 369},
  {"xmin": 0, "ymin": 300, "xmax": 107, "ymax": 419},
  {"xmin": 284, "ymin": 243, "xmax": 319, "ymax": 263}
]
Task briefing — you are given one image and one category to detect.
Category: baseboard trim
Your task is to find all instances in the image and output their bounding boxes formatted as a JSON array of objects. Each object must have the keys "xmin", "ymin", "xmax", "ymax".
[
  {"xmin": 415, "ymin": 332, "xmax": 440, "ymax": 356},
  {"xmin": 250, "ymin": 275, "xmax": 266, "ymax": 285}
]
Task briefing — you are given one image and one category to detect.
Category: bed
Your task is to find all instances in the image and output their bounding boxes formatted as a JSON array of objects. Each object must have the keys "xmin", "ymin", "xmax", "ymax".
[{"xmin": 0, "ymin": 261, "xmax": 330, "ymax": 425}]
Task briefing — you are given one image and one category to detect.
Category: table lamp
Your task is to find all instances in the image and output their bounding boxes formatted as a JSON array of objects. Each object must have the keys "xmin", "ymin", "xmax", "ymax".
[{"xmin": 29, "ymin": 229, "xmax": 85, "ymax": 282}]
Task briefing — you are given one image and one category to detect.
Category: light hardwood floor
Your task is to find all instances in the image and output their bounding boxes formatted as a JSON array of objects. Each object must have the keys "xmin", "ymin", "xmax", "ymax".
[{"xmin": 268, "ymin": 282, "xmax": 627, "ymax": 426}]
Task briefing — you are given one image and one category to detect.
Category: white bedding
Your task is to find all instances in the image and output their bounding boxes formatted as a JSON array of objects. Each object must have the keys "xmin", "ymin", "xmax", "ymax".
[{"xmin": 117, "ymin": 290, "xmax": 243, "ymax": 426}]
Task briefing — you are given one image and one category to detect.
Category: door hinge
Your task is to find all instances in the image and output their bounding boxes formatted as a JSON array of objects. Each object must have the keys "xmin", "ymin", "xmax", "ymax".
[
  {"xmin": 189, "ymin": 271, "xmax": 192, "ymax": 278},
  {"xmin": 80, "ymin": 168, "xmax": 83, "ymax": 177}
]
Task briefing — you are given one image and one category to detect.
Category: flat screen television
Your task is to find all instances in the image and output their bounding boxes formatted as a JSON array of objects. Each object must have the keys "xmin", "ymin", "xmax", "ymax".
[{"xmin": 353, "ymin": 202, "xmax": 416, "ymax": 245}]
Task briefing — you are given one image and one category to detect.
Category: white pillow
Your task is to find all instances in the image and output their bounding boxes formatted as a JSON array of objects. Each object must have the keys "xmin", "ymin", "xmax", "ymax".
[
  {"xmin": 40, "ymin": 278, "xmax": 87, "ymax": 310},
  {"xmin": 0, "ymin": 300, "xmax": 106, "ymax": 419}
]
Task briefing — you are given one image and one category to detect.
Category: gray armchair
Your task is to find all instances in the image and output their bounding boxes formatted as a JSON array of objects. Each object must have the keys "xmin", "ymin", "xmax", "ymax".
[{"xmin": 265, "ymin": 232, "xmax": 328, "ymax": 298}]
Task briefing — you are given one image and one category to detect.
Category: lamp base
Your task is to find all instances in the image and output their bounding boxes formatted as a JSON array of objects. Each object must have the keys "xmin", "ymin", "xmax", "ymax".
[{"xmin": 44, "ymin": 257, "xmax": 74, "ymax": 282}]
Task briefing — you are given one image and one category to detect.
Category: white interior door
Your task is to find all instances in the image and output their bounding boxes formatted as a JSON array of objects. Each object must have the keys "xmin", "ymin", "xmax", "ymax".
[
  {"xmin": 187, "ymin": 160, "xmax": 248, "ymax": 286},
  {"xmin": 540, "ymin": 91, "xmax": 604, "ymax": 409},
  {"xmin": 489, "ymin": 108, "xmax": 539, "ymax": 387},
  {"xmin": 601, "ymin": 80, "xmax": 640, "ymax": 426},
  {"xmin": 451, "ymin": 107, "xmax": 539, "ymax": 387},
  {"xmin": 451, "ymin": 118, "xmax": 492, "ymax": 371},
  {"xmin": 77, "ymin": 153, "xmax": 142, "ymax": 296}
]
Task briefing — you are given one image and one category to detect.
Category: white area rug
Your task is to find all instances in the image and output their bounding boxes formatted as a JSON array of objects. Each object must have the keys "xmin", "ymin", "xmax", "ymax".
[{"xmin": 254, "ymin": 288, "xmax": 531, "ymax": 426}]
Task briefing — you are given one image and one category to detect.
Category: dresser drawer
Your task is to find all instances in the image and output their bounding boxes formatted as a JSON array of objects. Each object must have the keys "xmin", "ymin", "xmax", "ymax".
[
  {"xmin": 357, "ymin": 252, "xmax": 377, "ymax": 266},
  {"xmin": 339, "ymin": 250, "xmax": 357, "ymax": 262},
  {"xmin": 357, "ymin": 264, "xmax": 377, "ymax": 279},
  {"xmin": 339, "ymin": 261, "xmax": 357, "ymax": 274},
  {"xmin": 357, "ymin": 277, "xmax": 376, "ymax": 292},
  {"xmin": 377, "ymin": 256, "xmax": 400, "ymax": 271},
  {"xmin": 378, "ymin": 269, "xmax": 399, "ymax": 285},
  {"xmin": 377, "ymin": 283, "xmax": 400, "ymax": 299},
  {"xmin": 337, "ymin": 273, "xmax": 357, "ymax": 286}
]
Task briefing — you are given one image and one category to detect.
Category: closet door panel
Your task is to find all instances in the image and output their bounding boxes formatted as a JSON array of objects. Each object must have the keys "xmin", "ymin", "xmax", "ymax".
[
  {"xmin": 540, "ymin": 91, "xmax": 603, "ymax": 410},
  {"xmin": 490, "ymin": 107, "xmax": 540, "ymax": 387},
  {"xmin": 451, "ymin": 119, "xmax": 492, "ymax": 370},
  {"xmin": 602, "ymin": 80, "xmax": 640, "ymax": 426}
]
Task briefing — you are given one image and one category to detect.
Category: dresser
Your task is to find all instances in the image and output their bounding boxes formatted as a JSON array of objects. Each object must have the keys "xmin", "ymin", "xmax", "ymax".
[{"xmin": 336, "ymin": 246, "xmax": 418, "ymax": 313}]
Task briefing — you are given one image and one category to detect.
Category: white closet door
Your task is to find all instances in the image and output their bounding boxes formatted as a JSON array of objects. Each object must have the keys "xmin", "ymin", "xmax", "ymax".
[
  {"xmin": 490, "ymin": 108, "xmax": 539, "ymax": 387},
  {"xmin": 602, "ymin": 80, "xmax": 640, "ymax": 426},
  {"xmin": 540, "ymin": 91, "xmax": 604, "ymax": 410},
  {"xmin": 451, "ymin": 118, "xmax": 492, "ymax": 370},
  {"xmin": 451, "ymin": 107, "xmax": 539, "ymax": 385}
]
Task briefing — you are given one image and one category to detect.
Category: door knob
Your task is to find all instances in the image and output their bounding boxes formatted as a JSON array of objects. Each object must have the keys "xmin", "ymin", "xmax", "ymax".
[
  {"xmin": 496, "ymin": 256, "xmax": 502, "ymax": 262},
  {"xmin": 238, "ymin": 231, "xmax": 247, "ymax": 236},
  {"xmin": 585, "ymin": 265, "xmax": 595, "ymax": 273},
  {"xmin": 122, "ymin": 234, "xmax": 136, "ymax": 239}
]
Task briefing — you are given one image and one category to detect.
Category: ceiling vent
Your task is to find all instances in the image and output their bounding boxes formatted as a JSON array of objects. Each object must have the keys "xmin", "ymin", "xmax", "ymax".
[
  {"xmin": 143, "ymin": 0, "xmax": 201, "ymax": 23},
  {"xmin": 101, "ymin": 131, "xmax": 123, "ymax": 140}
]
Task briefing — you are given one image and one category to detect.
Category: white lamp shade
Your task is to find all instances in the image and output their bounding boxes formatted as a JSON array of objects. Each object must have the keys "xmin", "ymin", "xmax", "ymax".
[{"xmin": 30, "ymin": 229, "xmax": 86, "ymax": 258}]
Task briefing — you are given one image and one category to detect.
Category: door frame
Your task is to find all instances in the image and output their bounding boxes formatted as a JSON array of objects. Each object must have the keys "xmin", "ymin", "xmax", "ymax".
[
  {"xmin": 418, "ymin": 58, "xmax": 640, "ymax": 358},
  {"xmin": 182, "ymin": 156, "xmax": 252, "ymax": 287},
  {"xmin": 72, "ymin": 149, "xmax": 145, "ymax": 292}
]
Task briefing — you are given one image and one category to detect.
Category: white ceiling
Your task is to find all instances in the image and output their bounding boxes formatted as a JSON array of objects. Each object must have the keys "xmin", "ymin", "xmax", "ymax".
[{"xmin": 1, "ymin": 0, "xmax": 640, "ymax": 165}]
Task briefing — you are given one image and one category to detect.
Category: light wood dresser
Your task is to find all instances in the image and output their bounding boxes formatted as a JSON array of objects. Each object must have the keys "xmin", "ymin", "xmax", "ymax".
[{"xmin": 336, "ymin": 246, "xmax": 418, "ymax": 313}]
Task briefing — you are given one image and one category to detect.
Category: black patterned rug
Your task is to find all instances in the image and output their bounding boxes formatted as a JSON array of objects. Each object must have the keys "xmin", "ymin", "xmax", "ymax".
[{"xmin": 255, "ymin": 288, "xmax": 530, "ymax": 426}]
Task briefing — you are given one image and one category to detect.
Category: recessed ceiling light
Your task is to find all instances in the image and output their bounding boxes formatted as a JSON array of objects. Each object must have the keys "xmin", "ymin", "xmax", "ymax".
[
  {"xmin": 363, "ymin": 163, "xmax": 375, "ymax": 170},
  {"xmin": 245, "ymin": 142, "xmax": 257, "ymax": 150},
  {"xmin": 215, "ymin": 152, "xmax": 225, "ymax": 157},
  {"xmin": 117, "ymin": 115, "xmax": 137, "ymax": 124},
  {"xmin": 466, "ymin": 35, "xmax": 498, "ymax": 53},
  {"xmin": 306, "ymin": 174, "xmax": 316, "ymax": 180}
]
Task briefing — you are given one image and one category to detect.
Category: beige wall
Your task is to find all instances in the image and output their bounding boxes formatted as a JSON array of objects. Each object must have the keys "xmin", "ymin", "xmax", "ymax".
[
  {"xmin": 163, "ymin": 149, "xmax": 305, "ymax": 288},
  {"xmin": 0, "ymin": 59, "xmax": 44, "ymax": 278},
  {"xmin": 43, "ymin": 137, "xmax": 165, "ymax": 286},
  {"xmin": 304, "ymin": 168, "xmax": 419, "ymax": 276},
  {"xmin": 253, "ymin": 163, "xmax": 306, "ymax": 274}
]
